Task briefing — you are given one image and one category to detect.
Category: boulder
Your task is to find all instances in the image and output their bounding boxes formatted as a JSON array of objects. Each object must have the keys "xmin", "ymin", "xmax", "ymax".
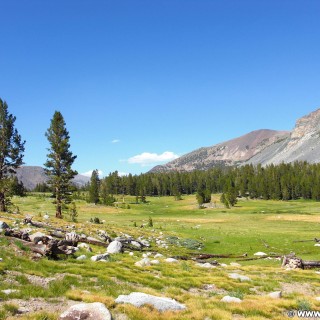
[
  {"xmin": 29, "ymin": 232, "xmax": 47, "ymax": 242},
  {"xmin": 0, "ymin": 221, "xmax": 9, "ymax": 229},
  {"xmin": 59, "ymin": 302, "xmax": 112, "ymax": 320},
  {"xmin": 154, "ymin": 253, "xmax": 164, "ymax": 259},
  {"xmin": 254, "ymin": 252, "xmax": 267, "ymax": 256},
  {"xmin": 131, "ymin": 241, "xmax": 141, "ymax": 248},
  {"xmin": 220, "ymin": 295, "xmax": 242, "ymax": 303},
  {"xmin": 314, "ymin": 244, "xmax": 320, "ymax": 247},
  {"xmin": 91, "ymin": 253, "xmax": 110, "ymax": 262},
  {"xmin": 76, "ymin": 255, "xmax": 87, "ymax": 260},
  {"xmin": 78, "ymin": 243, "xmax": 92, "ymax": 252},
  {"xmin": 135, "ymin": 258, "xmax": 151, "ymax": 267},
  {"xmin": 150, "ymin": 260, "xmax": 160, "ymax": 265},
  {"xmin": 196, "ymin": 263, "xmax": 215, "ymax": 268},
  {"xmin": 268, "ymin": 291, "xmax": 282, "ymax": 299},
  {"xmin": 230, "ymin": 262, "xmax": 241, "ymax": 267},
  {"xmin": 115, "ymin": 292, "xmax": 186, "ymax": 311},
  {"xmin": 228, "ymin": 273, "xmax": 251, "ymax": 281},
  {"xmin": 107, "ymin": 240, "xmax": 122, "ymax": 254},
  {"xmin": 165, "ymin": 258, "xmax": 178, "ymax": 263}
]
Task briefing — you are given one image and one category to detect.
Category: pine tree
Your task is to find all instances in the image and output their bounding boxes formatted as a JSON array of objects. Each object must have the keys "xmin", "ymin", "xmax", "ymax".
[
  {"xmin": 0, "ymin": 99, "xmax": 25, "ymax": 212},
  {"xmin": 44, "ymin": 111, "xmax": 77, "ymax": 218},
  {"xmin": 89, "ymin": 169, "xmax": 100, "ymax": 204}
]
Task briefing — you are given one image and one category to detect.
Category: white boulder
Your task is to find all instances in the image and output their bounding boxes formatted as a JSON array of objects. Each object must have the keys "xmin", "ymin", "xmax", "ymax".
[
  {"xmin": 107, "ymin": 240, "xmax": 122, "ymax": 254},
  {"xmin": 115, "ymin": 292, "xmax": 186, "ymax": 311},
  {"xmin": 59, "ymin": 302, "xmax": 112, "ymax": 320}
]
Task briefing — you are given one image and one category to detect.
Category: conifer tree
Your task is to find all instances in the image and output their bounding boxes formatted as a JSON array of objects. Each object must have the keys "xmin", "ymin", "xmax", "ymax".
[
  {"xmin": 44, "ymin": 111, "xmax": 77, "ymax": 218},
  {"xmin": 0, "ymin": 99, "xmax": 25, "ymax": 212},
  {"xmin": 89, "ymin": 169, "xmax": 100, "ymax": 204}
]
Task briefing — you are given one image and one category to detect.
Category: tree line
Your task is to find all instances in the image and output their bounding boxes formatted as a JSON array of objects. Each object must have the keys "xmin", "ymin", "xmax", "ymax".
[{"xmin": 87, "ymin": 161, "xmax": 320, "ymax": 205}]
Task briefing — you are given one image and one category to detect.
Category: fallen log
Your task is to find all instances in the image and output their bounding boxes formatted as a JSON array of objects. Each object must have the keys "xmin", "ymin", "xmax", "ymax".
[
  {"xmin": 188, "ymin": 253, "xmax": 248, "ymax": 259},
  {"xmin": 293, "ymin": 238, "xmax": 320, "ymax": 243},
  {"xmin": 79, "ymin": 237, "xmax": 109, "ymax": 248},
  {"xmin": 4, "ymin": 228, "xmax": 77, "ymax": 257}
]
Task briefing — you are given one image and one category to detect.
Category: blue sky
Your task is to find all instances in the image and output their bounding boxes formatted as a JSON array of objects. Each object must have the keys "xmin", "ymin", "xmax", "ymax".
[{"xmin": 1, "ymin": 0, "xmax": 320, "ymax": 176}]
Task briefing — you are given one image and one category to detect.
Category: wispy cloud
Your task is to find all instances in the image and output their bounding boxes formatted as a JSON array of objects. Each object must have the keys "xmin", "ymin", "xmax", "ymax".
[
  {"xmin": 127, "ymin": 151, "xmax": 179, "ymax": 166},
  {"xmin": 81, "ymin": 170, "xmax": 104, "ymax": 177},
  {"xmin": 111, "ymin": 139, "xmax": 120, "ymax": 143}
]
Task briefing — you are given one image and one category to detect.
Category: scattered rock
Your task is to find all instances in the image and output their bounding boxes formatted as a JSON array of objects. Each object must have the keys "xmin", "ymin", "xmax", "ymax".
[
  {"xmin": 76, "ymin": 255, "xmax": 87, "ymax": 260},
  {"xmin": 78, "ymin": 243, "xmax": 92, "ymax": 252},
  {"xmin": 314, "ymin": 244, "xmax": 320, "ymax": 247},
  {"xmin": 268, "ymin": 291, "xmax": 282, "ymax": 299},
  {"xmin": 107, "ymin": 240, "xmax": 123, "ymax": 254},
  {"xmin": 115, "ymin": 292, "xmax": 186, "ymax": 311},
  {"xmin": 220, "ymin": 296, "xmax": 242, "ymax": 303},
  {"xmin": 165, "ymin": 258, "xmax": 178, "ymax": 263},
  {"xmin": 29, "ymin": 232, "xmax": 47, "ymax": 242},
  {"xmin": 315, "ymin": 297, "xmax": 320, "ymax": 301},
  {"xmin": 0, "ymin": 221, "xmax": 9, "ymax": 229},
  {"xmin": 141, "ymin": 240, "xmax": 150, "ymax": 247},
  {"xmin": 59, "ymin": 302, "xmax": 112, "ymax": 320},
  {"xmin": 196, "ymin": 263, "xmax": 215, "ymax": 268},
  {"xmin": 150, "ymin": 260, "xmax": 160, "ymax": 265},
  {"xmin": 91, "ymin": 253, "xmax": 110, "ymax": 262},
  {"xmin": 254, "ymin": 252, "xmax": 267, "ymax": 256},
  {"xmin": 154, "ymin": 253, "xmax": 163, "ymax": 259},
  {"xmin": 228, "ymin": 273, "xmax": 251, "ymax": 281},
  {"xmin": 220, "ymin": 263, "xmax": 228, "ymax": 267},
  {"xmin": 129, "ymin": 252, "xmax": 134, "ymax": 256},
  {"xmin": 135, "ymin": 258, "xmax": 151, "ymax": 267},
  {"xmin": 1, "ymin": 289, "xmax": 19, "ymax": 295},
  {"xmin": 131, "ymin": 241, "xmax": 141, "ymax": 248},
  {"xmin": 230, "ymin": 262, "xmax": 241, "ymax": 267}
]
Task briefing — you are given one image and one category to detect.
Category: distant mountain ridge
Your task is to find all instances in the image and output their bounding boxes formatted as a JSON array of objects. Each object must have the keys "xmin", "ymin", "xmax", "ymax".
[
  {"xmin": 150, "ymin": 108, "xmax": 320, "ymax": 172},
  {"xmin": 16, "ymin": 166, "xmax": 90, "ymax": 190}
]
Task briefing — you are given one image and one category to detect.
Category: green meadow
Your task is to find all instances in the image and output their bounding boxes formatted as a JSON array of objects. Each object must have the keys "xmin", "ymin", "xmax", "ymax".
[{"xmin": 0, "ymin": 194, "xmax": 320, "ymax": 319}]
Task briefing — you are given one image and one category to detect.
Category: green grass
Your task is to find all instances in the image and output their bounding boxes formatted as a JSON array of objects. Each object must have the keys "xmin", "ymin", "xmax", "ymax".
[{"xmin": 0, "ymin": 194, "xmax": 320, "ymax": 319}]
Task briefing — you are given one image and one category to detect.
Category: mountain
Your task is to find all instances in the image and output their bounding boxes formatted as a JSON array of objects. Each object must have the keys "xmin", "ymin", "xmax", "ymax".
[
  {"xmin": 15, "ymin": 166, "xmax": 90, "ymax": 190},
  {"xmin": 150, "ymin": 108, "xmax": 320, "ymax": 172}
]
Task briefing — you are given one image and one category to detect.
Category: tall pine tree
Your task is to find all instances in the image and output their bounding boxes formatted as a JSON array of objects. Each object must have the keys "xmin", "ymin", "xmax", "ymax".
[
  {"xmin": 89, "ymin": 169, "xmax": 100, "ymax": 204},
  {"xmin": 0, "ymin": 99, "xmax": 25, "ymax": 212},
  {"xmin": 44, "ymin": 111, "xmax": 77, "ymax": 218}
]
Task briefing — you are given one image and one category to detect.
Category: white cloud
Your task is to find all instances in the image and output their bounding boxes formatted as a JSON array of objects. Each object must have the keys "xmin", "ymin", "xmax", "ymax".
[
  {"xmin": 81, "ymin": 170, "xmax": 103, "ymax": 177},
  {"xmin": 111, "ymin": 139, "xmax": 120, "ymax": 143},
  {"xmin": 118, "ymin": 171, "xmax": 128, "ymax": 177},
  {"xmin": 127, "ymin": 151, "xmax": 179, "ymax": 166}
]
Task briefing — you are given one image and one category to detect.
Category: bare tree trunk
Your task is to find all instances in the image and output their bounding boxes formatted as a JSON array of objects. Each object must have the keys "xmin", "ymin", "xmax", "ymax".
[
  {"xmin": 56, "ymin": 188, "xmax": 62, "ymax": 218},
  {"xmin": 0, "ymin": 191, "xmax": 6, "ymax": 212}
]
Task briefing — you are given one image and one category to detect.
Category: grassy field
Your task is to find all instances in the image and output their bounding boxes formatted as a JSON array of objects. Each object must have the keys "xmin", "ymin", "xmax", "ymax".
[{"xmin": 0, "ymin": 194, "xmax": 320, "ymax": 319}]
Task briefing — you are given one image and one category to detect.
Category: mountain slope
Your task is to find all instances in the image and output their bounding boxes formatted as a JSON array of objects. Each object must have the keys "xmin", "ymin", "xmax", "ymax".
[
  {"xmin": 150, "ymin": 108, "xmax": 320, "ymax": 172},
  {"xmin": 150, "ymin": 129, "xmax": 289, "ymax": 172},
  {"xmin": 247, "ymin": 108, "xmax": 320, "ymax": 166},
  {"xmin": 16, "ymin": 166, "xmax": 90, "ymax": 190}
]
